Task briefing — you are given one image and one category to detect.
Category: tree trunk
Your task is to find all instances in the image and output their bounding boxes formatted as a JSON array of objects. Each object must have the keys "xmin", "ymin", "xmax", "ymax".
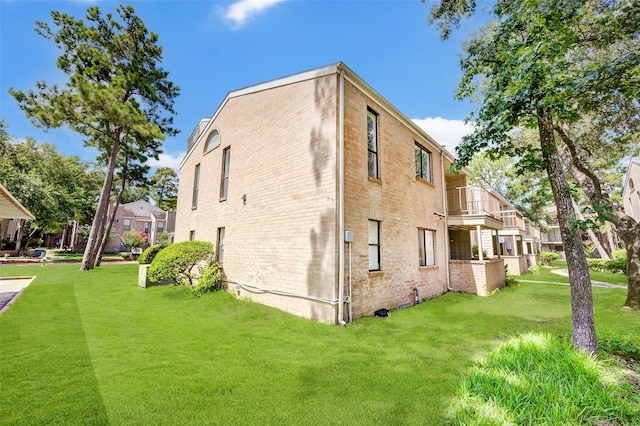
[
  {"xmin": 618, "ymin": 216, "xmax": 640, "ymax": 309},
  {"xmin": 13, "ymin": 219, "xmax": 24, "ymax": 256},
  {"xmin": 605, "ymin": 222, "xmax": 617, "ymax": 253},
  {"xmin": 538, "ymin": 109, "xmax": 597, "ymax": 352},
  {"xmin": 81, "ymin": 132, "xmax": 122, "ymax": 271},
  {"xmin": 555, "ymin": 126, "xmax": 639, "ymax": 310},
  {"xmin": 70, "ymin": 220, "xmax": 78, "ymax": 252},
  {"xmin": 59, "ymin": 224, "xmax": 68, "ymax": 250},
  {"xmin": 94, "ymin": 175, "xmax": 127, "ymax": 268},
  {"xmin": 571, "ymin": 198, "xmax": 610, "ymax": 259}
]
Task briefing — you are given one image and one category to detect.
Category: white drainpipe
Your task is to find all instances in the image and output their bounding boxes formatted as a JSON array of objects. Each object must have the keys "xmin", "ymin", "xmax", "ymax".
[
  {"xmin": 441, "ymin": 150, "xmax": 452, "ymax": 291},
  {"xmin": 337, "ymin": 70, "xmax": 346, "ymax": 325}
]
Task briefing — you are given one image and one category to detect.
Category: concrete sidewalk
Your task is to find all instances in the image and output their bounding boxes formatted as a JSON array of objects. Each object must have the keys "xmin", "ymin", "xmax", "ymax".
[
  {"xmin": 0, "ymin": 276, "xmax": 34, "ymax": 314},
  {"xmin": 549, "ymin": 269, "xmax": 627, "ymax": 289}
]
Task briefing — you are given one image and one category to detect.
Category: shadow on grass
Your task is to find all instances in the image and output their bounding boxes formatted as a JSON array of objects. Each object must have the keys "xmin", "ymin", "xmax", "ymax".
[{"xmin": 0, "ymin": 265, "xmax": 109, "ymax": 424}]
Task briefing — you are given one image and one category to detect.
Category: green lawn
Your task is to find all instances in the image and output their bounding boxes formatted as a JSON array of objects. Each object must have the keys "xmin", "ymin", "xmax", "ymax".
[
  {"xmin": 0, "ymin": 264, "xmax": 637, "ymax": 425},
  {"xmin": 521, "ymin": 260, "xmax": 628, "ymax": 287}
]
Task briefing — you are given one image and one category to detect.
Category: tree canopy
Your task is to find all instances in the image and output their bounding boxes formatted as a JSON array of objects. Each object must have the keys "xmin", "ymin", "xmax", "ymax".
[
  {"xmin": 428, "ymin": 0, "xmax": 640, "ymax": 350},
  {"xmin": 9, "ymin": 5, "xmax": 179, "ymax": 270}
]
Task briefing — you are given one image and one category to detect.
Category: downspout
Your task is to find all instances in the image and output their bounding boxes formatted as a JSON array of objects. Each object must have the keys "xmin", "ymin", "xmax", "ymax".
[
  {"xmin": 441, "ymin": 150, "xmax": 452, "ymax": 291},
  {"xmin": 338, "ymin": 69, "xmax": 346, "ymax": 325}
]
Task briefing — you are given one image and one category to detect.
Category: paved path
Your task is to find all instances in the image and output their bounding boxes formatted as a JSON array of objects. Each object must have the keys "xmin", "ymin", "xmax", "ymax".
[
  {"xmin": 519, "ymin": 269, "xmax": 626, "ymax": 289},
  {"xmin": 0, "ymin": 277, "xmax": 34, "ymax": 314}
]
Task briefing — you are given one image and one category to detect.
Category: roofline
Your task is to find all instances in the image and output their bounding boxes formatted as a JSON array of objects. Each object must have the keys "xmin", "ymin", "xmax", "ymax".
[
  {"xmin": 0, "ymin": 182, "xmax": 35, "ymax": 220},
  {"xmin": 179, "ymin": 62, "xmax": 456, "ymax": 170}
]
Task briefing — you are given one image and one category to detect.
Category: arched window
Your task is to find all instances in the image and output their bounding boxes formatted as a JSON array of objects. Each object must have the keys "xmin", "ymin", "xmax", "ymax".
[
  {"xmin": 204, "ymin": 130, "xmax": 220, "ymax": 153},
  {"xmin": 630, "ymin": 178, "xmax": 635, "ymax": 190}
]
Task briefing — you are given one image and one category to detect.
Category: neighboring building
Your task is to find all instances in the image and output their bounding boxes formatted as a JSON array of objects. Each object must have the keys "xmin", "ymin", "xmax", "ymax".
[
  {"xmin": 175, "ymin": 62, "xmax": 508, "ymax": 324},
  {"xmin": 0, "ymin": 182, "xmax": 35, "ymax": 251},
  {"xmin": 623, "ymin": 157, "xmax": 640, "ymax": 222},
  {"xmin": 104, "ymin": 200, "xmax": 175, "ymax": 253},
  {"xmin": 540, "ymin": 206, "xmax": 564, "ymax": 254}
]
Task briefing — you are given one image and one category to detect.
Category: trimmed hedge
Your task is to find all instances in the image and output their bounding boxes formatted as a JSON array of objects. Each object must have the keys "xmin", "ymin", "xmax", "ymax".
[
  {"xmin": 539, "ymin": 251, "xmax": 560, "ymax": 266},
  {"xmin": 148, "ymin": 241, "xmax": 222, "ymax": 294},
  {"xmin": 587, "ymin": 257, "xmax": 627, "ymax": 275},
  {"xmin": 138, "ymin": 244, "xmax": 168, "ymax": 265}
]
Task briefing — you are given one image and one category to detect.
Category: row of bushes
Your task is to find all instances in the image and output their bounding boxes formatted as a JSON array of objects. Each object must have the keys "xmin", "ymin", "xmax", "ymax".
[
  {"xmin": 587, "ymin": 257, "xmax": 627, "ymax": 274},
  {"xmin": 139, "ymin": 241, "xmax": 223, "ymax": 295}
]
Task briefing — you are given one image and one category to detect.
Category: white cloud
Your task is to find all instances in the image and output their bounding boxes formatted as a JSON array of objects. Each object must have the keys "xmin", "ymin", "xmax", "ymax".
[
  {"xmin": 223, "ymin": 0, "xmax": 286, "ymax": 28},
  {"xmin": 411, "ymin": 116, "xmax": 475, "ymax": 155},
  {"xmin": 147, "ymin": 151, "xmax": 185, "ymax": 172}
]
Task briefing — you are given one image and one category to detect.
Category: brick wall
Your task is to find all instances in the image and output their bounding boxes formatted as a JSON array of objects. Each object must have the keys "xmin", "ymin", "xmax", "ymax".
[
  {"xmin": 342, "ymin": 79, "xmax": 448, "ymax": 319},
  {"xmin": 449, "ymin": 259, "xmax": 505, "ymax": 296},
  {"xmin": 175, "ymin": 74, "xmax": 339, "ymax": 322},
  {"xmin": 503, "ymin": 255, "xmax": 528, "ymax": 275}
]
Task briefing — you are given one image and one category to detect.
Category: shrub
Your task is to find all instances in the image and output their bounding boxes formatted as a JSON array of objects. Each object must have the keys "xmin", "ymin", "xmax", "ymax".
[
  {"xmin": 138, "ymin": 244, "xmax": 167, "ymax": 265},
  {"xmin": 539, "ymin": 251, "xmax": 559, "ymax": 266},
  {"xmin": 148, "ymin": 241, "xmax": 215, "ymax": 287},
  {"xmin": 120, "ymin": 230, "xmax": 147, "ymax": 251},
  {"xmin": 605, "ymin": 257, "xmax": 626, "ymax": 275},
  {"xmin": 600, "ymin": 336, "xmax": 640, "ymax": 360},
  {"xmin": 191, "ymin": 262, "xmax": 224, "ymax": 296},
  {"xmin": 587, "ymin": 258, "xmax": 607, "ymax": 272},
  {"xmin": 529, "ymin": 264, "xmax": 541, "ymax": 275},
  {"xmin": 612, "ymin": 248, "xmax": 627, "ymax": 259}
]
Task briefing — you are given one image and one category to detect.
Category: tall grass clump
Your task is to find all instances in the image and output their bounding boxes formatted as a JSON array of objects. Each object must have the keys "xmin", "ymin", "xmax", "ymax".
[{"xmin": 450, "ymin": 332, "xmax": 640, "ymax": 425}]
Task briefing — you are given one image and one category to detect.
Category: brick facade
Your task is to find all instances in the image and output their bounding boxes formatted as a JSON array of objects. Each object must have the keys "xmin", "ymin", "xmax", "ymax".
[{"xmin": 175, "ymin": 64, "xmax": 452, "ymax": 323}]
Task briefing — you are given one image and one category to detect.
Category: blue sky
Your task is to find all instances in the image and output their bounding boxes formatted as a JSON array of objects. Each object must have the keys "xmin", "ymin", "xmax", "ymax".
[{"xmin": 0, "ymin": 0, "xmax": 487, "ymax": 171}]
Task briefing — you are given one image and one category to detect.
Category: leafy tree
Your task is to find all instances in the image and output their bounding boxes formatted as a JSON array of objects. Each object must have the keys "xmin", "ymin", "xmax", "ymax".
[
  {"xmin": 94, "ymin": 146, "xmax": 149, "ymax": 267},
  {"xmin": 0, "ymin": 122, "xmax": 100, "ymax": 253},
  {"xmin": 427, "ymin": 0, "xmax": 640, "ymax": 351},
  {"xmin": 428, "ymin": 0, "xmax": 640, "ymax": 321},
  {"xmin": 9, "ymin": 5, "xmax": 179, "ymax": 270},
  {"xmin": 120, "ymin": 230, "xmax": 147, "ymax": 252},
  {"xmin": 149, "ymin": 167, "xmax": 178, "ymax": 211}
]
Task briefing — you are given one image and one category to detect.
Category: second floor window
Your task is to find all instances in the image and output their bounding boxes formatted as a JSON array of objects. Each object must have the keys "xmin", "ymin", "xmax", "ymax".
[
  {"xmin": 192, "ymin": 164, "xmax": 200, "ymax": 209},
  {"xmin": 220, "ymin": 147, "xmax": 230, "ymax": 200},
  {"xmin": 367, "ymin": 109, "xmax": 379, "ymax": 179},
  {"xmin": 415, "ymin": 143, "xmax": 432, "ymax": 183}
]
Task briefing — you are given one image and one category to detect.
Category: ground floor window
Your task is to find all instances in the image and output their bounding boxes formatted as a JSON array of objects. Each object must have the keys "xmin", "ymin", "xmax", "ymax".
[
  {"xmin": 419, "ymin": 228, "xmax": 436, "ymax": 266},
  {"xmin": 368, "ymin": 220, "xmax": 381, "ymax": 271},
  {"xmin": 189, "ymin": 230, "xmax": 195, "ymax": 241}
]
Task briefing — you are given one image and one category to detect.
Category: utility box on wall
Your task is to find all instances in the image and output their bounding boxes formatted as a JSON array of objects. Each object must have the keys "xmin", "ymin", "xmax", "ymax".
[{"xmin": 344, "ymin": 230, "xmax": 354, "ymax": 243}]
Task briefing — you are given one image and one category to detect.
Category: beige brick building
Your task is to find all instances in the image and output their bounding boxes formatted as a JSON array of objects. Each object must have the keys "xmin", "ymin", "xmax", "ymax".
[{"xmin": 175, "ymin": 63, "xmax": 507, "ymax": 323}]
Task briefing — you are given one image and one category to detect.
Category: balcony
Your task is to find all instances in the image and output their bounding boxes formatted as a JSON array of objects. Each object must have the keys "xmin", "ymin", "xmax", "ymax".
[
  {"xmin": 446, "ymin": 186, "xmax": 504, "ymax": 231},
  {"xmin": 500, "ymin": 209, "xmax": 525, "ymax": 231},
  {"xmin": 447, "ymin": 186, "xmax": 502, "ymax": 218}
]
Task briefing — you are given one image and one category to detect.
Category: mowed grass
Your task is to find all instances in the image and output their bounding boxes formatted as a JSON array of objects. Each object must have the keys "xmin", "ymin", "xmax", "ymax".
[
  {"xmin": 521, "ymin": 259, "xmax": 628, "ymax": 287},
  {"xmin": 0, "ymin": 264, "xmax": 637, "ymax": 425}
]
